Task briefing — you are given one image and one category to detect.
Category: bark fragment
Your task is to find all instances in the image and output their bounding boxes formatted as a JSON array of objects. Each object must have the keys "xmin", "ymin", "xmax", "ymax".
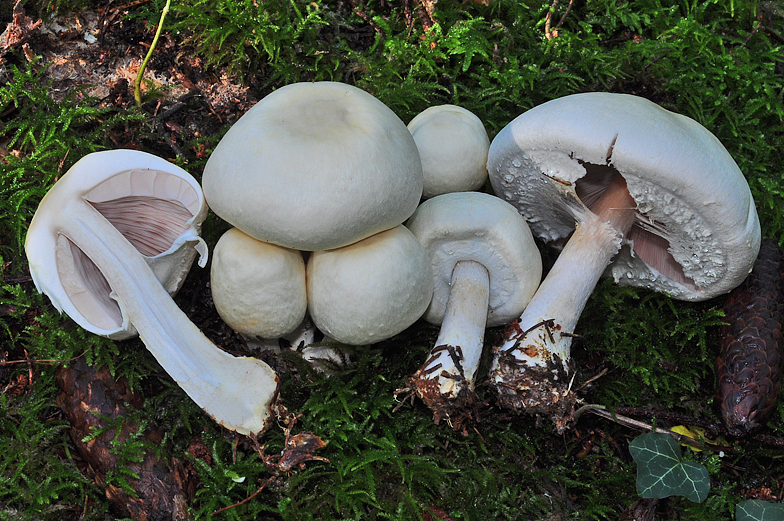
[{"xmin": 56, "ymin": 357, "xmax": 193, "ymax": 520}]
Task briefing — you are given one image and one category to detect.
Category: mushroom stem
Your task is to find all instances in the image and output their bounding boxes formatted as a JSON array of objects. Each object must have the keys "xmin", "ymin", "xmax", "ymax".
[
  {"xmin": 62, "ymin": 197, "xmax": 279, "ymax": 436},
  {"xmin": 409, "ymin": 260, "xmax": 490, "ymax": 420},
  {"xmin": 490, "ymin": 173, "xmax": 636, "ymax": 427}
]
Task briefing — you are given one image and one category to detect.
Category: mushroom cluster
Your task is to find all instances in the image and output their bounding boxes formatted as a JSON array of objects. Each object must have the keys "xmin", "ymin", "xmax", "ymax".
[
  {"xmin": 25, "ymin": 150, "xmax": 279, "ymax": 436},
  {"xmin": 203, "ymin": 81, "xmax": 433, "ymax": 351},
  {"xmin": 486, "ymin": 92, "xmax": 761, "ymax": 429}
]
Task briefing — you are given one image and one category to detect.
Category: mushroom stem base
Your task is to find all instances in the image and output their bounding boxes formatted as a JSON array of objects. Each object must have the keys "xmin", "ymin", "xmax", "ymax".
[
  {"xmin": 407, "ymin": 361, "xmax": 480, "ymax": 431},
  {"xmin": 407, "ymin": 260, "xmax": 490, "ymax": 431},
  {"xmin": 491, "ymin": 344, "xmax": 577, "ymax": 433}
]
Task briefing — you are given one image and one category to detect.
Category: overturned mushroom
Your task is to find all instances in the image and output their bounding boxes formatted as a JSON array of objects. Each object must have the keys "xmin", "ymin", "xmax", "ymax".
[
  {"xmin": 406, "ymin": 192, "xmax": 541, "ymax": 425},
  {"xmin": 487, "ymin": 93, "xmax": 761, "ymax": 429},
  {"xmin": 25, "ymin": 150, "xmax": 279, "ymax": 436}
]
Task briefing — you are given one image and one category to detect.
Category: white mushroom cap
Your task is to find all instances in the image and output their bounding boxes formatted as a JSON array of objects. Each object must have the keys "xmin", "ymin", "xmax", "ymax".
[
  {"xmin": 203, "ymin": 81, "xmax": 424, "ymax": 251},
  {"xmin": 488, "ymin": 92, "xmax": 761, "ymax": 301},
  {"xmin": 25, "ymin": 149, "xmax": 209, "ymax": 340},
  {"xmin": 210, "ymin": 228, "xmax": 307, "ymax": 339},
  {"xmin": 406, "ymin": 191, "xmax": 542, "ymax": 327},
  {"xmin": 306, "ymin": 225, "xmax": 434, "ymax": 345},
  {"xmin": 407, "ymin": 105, "xmax": 490, "ymax": 198}
]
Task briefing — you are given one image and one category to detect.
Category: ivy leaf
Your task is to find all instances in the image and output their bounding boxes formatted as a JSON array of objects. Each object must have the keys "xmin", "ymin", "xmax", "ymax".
[
  {"xmin": 736, "ymin": 500, "xmax": 784, "ymax": 521},
  {"xmin": 628, "ymin": 432, "xmax": 710, "ymax": 503}
]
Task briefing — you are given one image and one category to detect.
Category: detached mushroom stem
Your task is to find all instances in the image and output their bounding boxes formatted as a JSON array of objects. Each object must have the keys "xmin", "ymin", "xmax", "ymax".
[{"xmin": 491, "ymin": 173, "xmax": 637, "ymax": 429}]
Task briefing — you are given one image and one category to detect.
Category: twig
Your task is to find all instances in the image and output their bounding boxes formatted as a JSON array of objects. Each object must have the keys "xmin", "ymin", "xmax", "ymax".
[
  {"xmin": 573, "ymin": 404, "xmax": 731, "ymax": 452},
  {"xmin": 544, "ymin": 0, "xmax": 574, "ymax": 40},
  {"xmin": 741, "ymin": 20, "xmax": 763, "ymax": 47},
  {"xmin": 134, "ymin": 0, "xmax": 171, "ymax": 106},
  {"xmin": 209, "ymin": 476, "xmax": 276, "ymax": 516},
  {"xmin": 612, "ymin": 406, "xmax": 724, "ymax": 437},
  {"xmin": 544, "ymin": 0, "xmax": 558, "ymax": 39}
]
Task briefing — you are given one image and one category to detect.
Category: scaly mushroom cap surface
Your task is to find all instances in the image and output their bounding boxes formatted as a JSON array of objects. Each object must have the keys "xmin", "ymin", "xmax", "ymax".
[
  {"xmin": 26, "ymin": 149, "xmax": 208, "ymax": 339},
  {"xmin": 488, "ymin": 92, "xmax": 761, "ymax": 301},
  {"xmin": 307, "ymin": 225, "xmax": 434, "ymax": 345},
  {"xmin": 406, "ymin": 191, "xmax": 542, "ymax": 327},
  {"xmin": 210, "ymin": 227, "xmax": 307, "ymax": 339},
  {"xmin": 203, "ymin": 81, "xmax": 424, "ymax": 251},
  {"xmin": 407, "ymin": 105, "xmax": 490, "ymax": 198}
]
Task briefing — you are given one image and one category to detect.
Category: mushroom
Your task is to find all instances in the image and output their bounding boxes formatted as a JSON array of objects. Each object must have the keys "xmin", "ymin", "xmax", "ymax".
[
  {"xmin": 210, "ymin": 227, "xmax": 307, "ymax": 340},
  {"xmin": 210, "ymin": 230, "xmax": 346, "ymax": 371},
  {"xmin": 486, "ymin": 92, "xmax": 761, "ymax": 428},
  {"xmin": 25, "ymin": 150, "xmax": 279, "ymax": 436},
  {"xmin": 307, "ymin": 225, "xmax": 434, "ymax": 345},
  {"xmin": 405, "ymin": 192, "xmax": 542, "ymax": 424},
  {"xmin": 203, "ymin": 81, "xmax": 423, "ymax": 252},
  {"xmin": 202, "ymin": 81, "xmax": 428, "ymax": 350},
  {"xmin": 407, "ymin": 105, "xmax": 490, "ymax": 198}
]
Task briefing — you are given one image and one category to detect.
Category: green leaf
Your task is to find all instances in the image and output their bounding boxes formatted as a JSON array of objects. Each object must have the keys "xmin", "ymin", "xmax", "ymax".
[
  {"xmin": 736, "ymin": 500, "xmax": 784, "ymax": 521},
  {"xmin": 628, "ymin": 432, "xmax": 710, "ymax": 503}
]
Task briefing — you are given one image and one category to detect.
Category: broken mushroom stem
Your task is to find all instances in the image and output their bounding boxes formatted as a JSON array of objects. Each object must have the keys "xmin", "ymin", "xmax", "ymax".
[
  {"xmin": 491, "ymin": 173, "xmax": 637, "ymax": 427},
  {"xmin": 39, "ymin": 191, "xmax": 278, "ymax": 436}
]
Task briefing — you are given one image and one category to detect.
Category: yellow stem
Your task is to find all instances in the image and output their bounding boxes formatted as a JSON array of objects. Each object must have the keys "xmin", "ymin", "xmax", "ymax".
[{"xmin": 134, "ymin": 0, "xmax": 172, "ymax": 107}]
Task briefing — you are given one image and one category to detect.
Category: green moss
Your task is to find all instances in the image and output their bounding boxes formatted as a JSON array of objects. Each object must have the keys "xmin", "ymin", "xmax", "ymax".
[{"xmin": 2, "ymin": 0, "xmax": 784, "ymax": 519}]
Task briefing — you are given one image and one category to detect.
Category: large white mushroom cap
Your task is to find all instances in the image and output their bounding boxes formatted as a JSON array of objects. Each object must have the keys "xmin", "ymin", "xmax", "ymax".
[
  {"xmin": 307, "ymin": 225, "xmax": 434, "ymax": 345},
  {"xmin": 407, "ymin": 104, "xmax": 490, "ymax": 198},
  {"xmin": 210, "ymin": 228, "xmax": 307, "ymax": 339},
  {"xmin": 203, "ymin": 81, "xmax": 424, "ymax": 251},
  {"xmin": 488, "ymin": 92, "xmax": 761, "ymax": 301}
]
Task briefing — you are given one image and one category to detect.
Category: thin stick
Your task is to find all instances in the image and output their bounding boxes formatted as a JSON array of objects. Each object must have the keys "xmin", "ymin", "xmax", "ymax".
[
  {"xmin": 573, "ymin": 404, "xmax": 731, "ymax": 453},
  {"xmin": 210, "ymin": 476, "xmax": 275, "ymax": 516},
  {"xmin": 134, "ymin": 0, "xmax": 172, "ymax": 107}
]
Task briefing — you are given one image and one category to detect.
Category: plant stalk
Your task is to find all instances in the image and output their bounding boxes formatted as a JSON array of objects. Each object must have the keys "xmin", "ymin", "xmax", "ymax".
[{"xmin": 134, "ymin": 0, "xmax": 172, "ymax": 107}]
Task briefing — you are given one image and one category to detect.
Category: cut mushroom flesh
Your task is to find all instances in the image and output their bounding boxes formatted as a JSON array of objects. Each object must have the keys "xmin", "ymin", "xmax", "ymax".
[{"xmin": 26, "ymin": 151, "xmax": 279, "ymax": 435}]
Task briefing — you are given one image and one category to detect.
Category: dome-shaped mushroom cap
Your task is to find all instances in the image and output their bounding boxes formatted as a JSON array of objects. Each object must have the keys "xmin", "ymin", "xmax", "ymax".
[
  {"xmin": 407, "ymin": 191, "xmax": 542, "ymax": 327},
  {"xmin": 203, "ymin": 81, "xmax": 424, "ymax": 251},
  {"xmin": 488, "ymin": 92, "xmax": 761, "ymax": 301},
  {"xmin": 25, "ymin": 150, "xmax": 209, "ymax": 340},
  {"xmin": 407, "ymin": 105, "xmax": 490, "ymax": 198},
  {"xmin": 210, "ymin": 228, "xmax": 307, "ymax": 339},
  {"xmin": 307, "ymin": 225, "xmax": 434, "ymax": 345}
]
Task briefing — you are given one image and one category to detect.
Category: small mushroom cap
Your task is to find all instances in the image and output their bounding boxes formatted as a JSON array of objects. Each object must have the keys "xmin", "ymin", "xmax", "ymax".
[
  {"xmin": 210, "ymin": 228, "xmax": 307, "ymax": 339},
  {"xmin": 203, "ymin": 81, "xmax": 424, "ymax": 251},
  {"xmin": 406, "ymin": 192, "xmax": 542, "ymax": 327},
  {"xmin": 488, "ymin": 92, "xmax": 761, "ymax": 301},
  {"xmin": 25, "ymin": 150, "xmax": 209, "ymax": 339},
  {"xmin": 306, "ymin": 225, "xmax": 434, "ymax": 345},
  {"xmin": 407, "ymin": 105, "xmax": 490, "ymax": 198}
]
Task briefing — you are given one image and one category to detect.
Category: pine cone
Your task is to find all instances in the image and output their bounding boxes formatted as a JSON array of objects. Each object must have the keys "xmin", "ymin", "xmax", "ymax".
[{"xmin": 716, "ymin": 239, "xmax": 783, "ymax": 437}]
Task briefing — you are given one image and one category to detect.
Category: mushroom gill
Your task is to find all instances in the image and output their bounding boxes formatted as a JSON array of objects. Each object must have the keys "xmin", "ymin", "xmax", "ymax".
[{"xmin": 574, "ymin": 164, "xmax": 697, "ymax": 290}]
